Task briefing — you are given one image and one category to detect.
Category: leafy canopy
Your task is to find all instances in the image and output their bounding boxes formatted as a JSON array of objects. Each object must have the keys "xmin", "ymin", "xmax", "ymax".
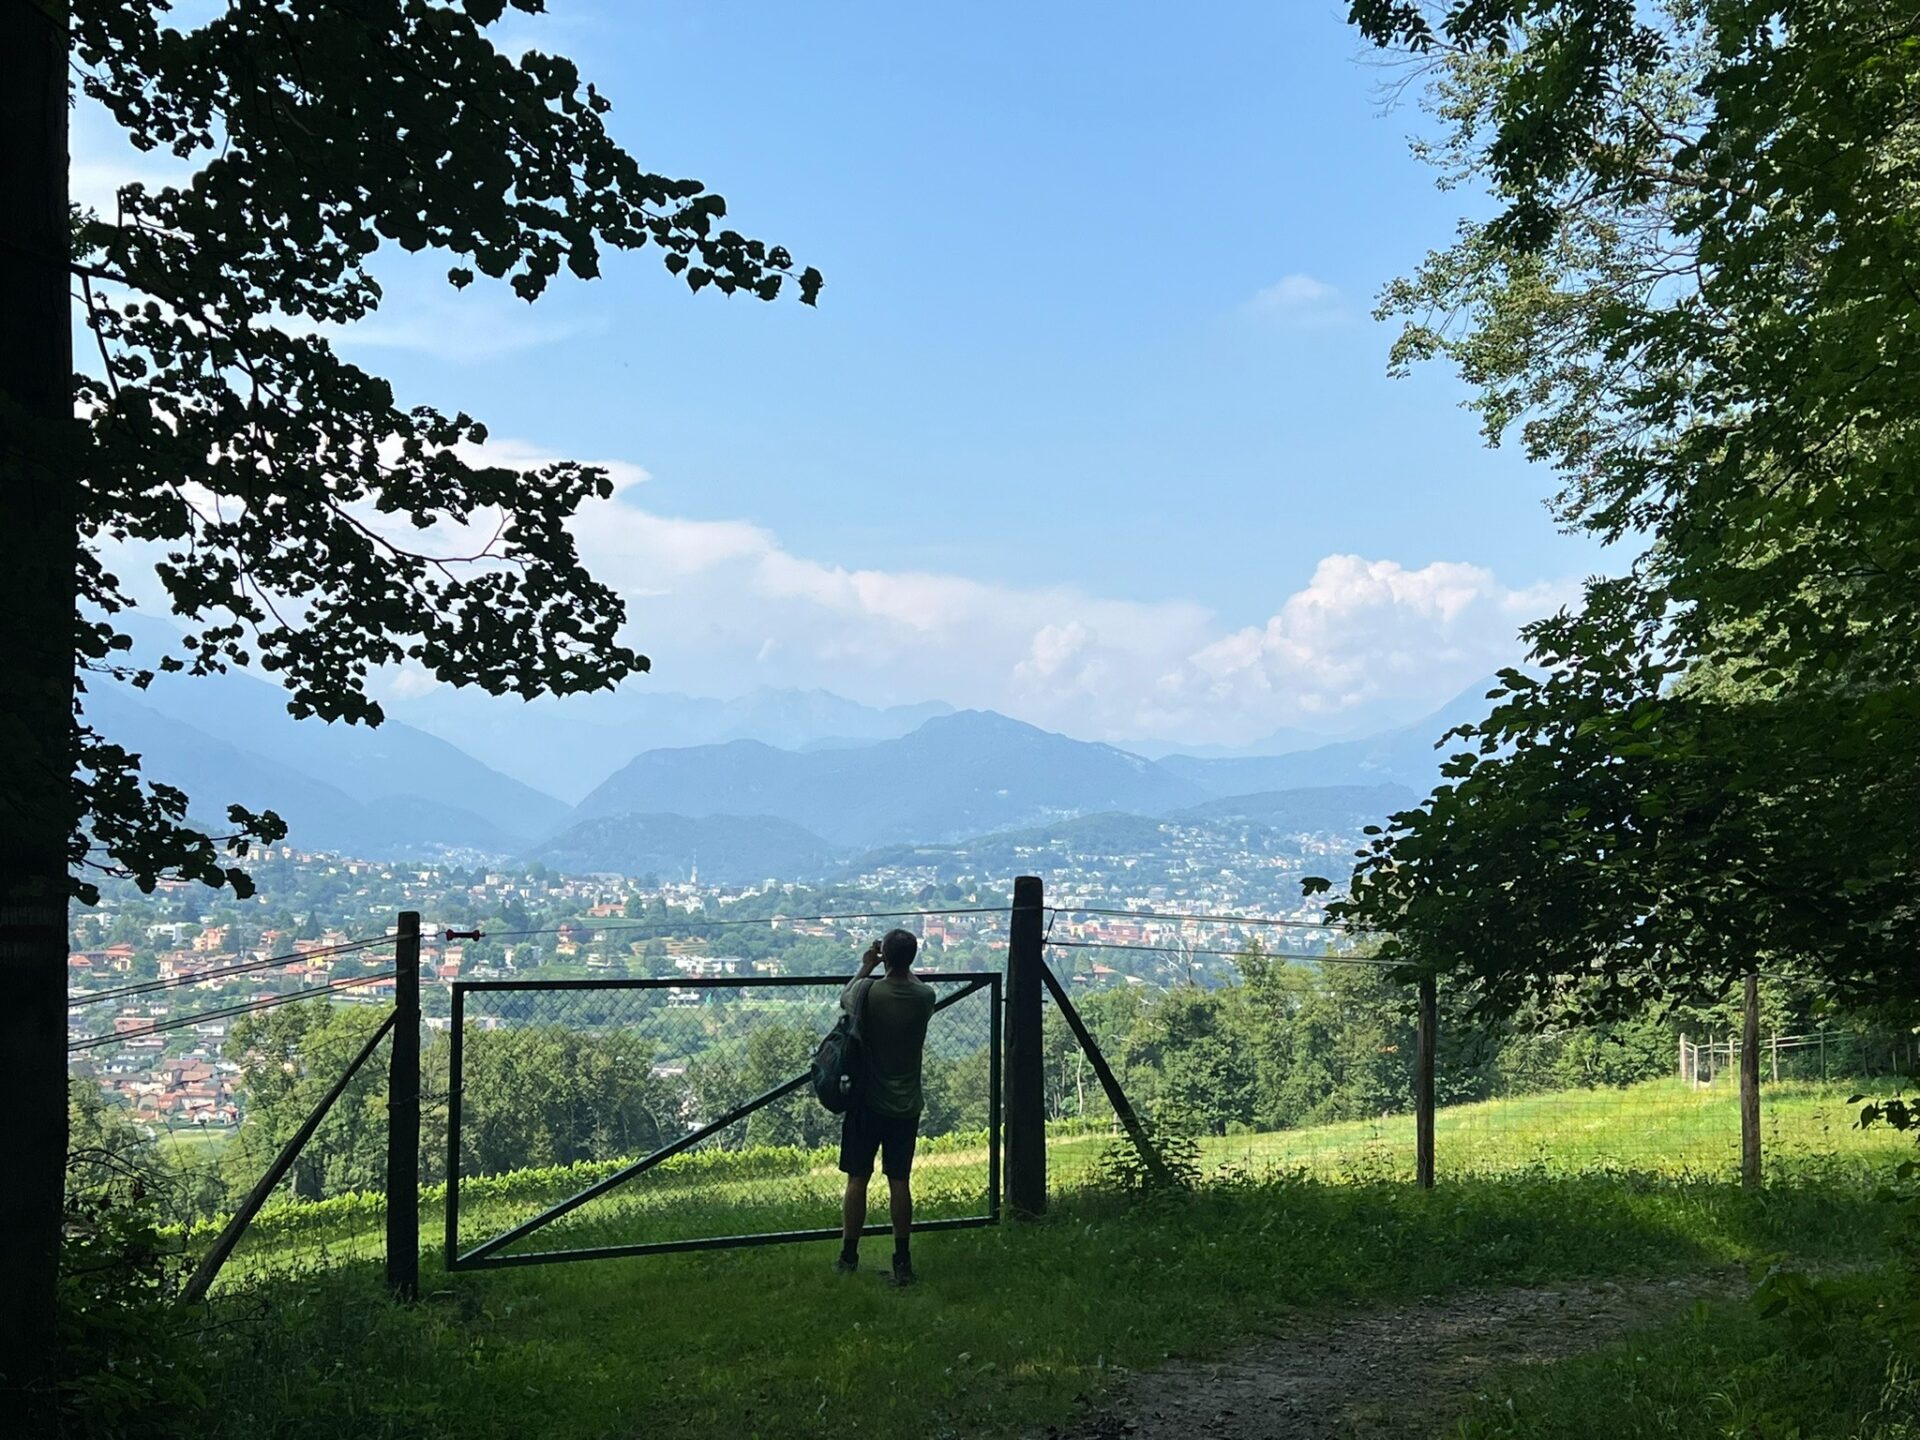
[
  {"xmin": 1317, "ymin": 1, "xmax": 1920, "ymax": 1016},
  {"xmin": 66, "ymin": 0, "xmax": 821, "ymax": 900}
]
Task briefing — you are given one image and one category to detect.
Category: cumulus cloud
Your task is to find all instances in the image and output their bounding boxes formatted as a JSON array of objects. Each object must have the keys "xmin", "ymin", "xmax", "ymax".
[
  {"xmin": 383, "ymin": 440, "xmax": 1566, "ymax": 746},
  {"xmin": 388, "ymin": 663, "xmax": 445, "ymax": 699},
  {"xmin": 1246, "ymin": 273, "xmax": 1347, "ymax": 329},
  {"xmin": 1173, "ymin": 555, "xmax": 1563, "ymax": 725},
  {"xmin": 92, "ymin": 423, "xmax": 1565, "ymax": 745}
]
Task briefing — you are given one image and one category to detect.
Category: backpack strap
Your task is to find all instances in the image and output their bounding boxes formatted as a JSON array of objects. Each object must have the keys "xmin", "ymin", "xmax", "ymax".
[{"xmin": 849, "ymin": 976, "xmax": 877, "ymax": 1033}]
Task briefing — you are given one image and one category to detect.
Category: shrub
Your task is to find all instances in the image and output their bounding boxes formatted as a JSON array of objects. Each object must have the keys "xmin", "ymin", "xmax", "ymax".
[
  {"xmin": 1090, "ymin": 1122, "xmax": 1201, "ymax": 1198},
  {"xmin": 58, "ymin": 1180, "xmax": 207, "ymax": 1439}
]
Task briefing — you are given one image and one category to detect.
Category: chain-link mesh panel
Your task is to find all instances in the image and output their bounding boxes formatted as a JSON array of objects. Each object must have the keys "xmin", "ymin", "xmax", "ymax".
[
  {"xmin": 64, "ymin": 931, "xmax": 402, "ymax": 1288},
  {"xmin": 1031, "ymin": 953, "xmax": 1915, "ymax": 1193},
  {"xmin": 196, "ymin": 997, "xmax": 400, "ymax": 1285},
  {"xmin": 448, "ymin": 973, "xmax": 998, "ymax": 1264}
]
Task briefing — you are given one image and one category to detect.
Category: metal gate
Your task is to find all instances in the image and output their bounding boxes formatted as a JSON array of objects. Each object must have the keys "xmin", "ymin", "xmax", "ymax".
[{"xmin": 444, "ymin": 971, "xmax": 1000, "ymax": 1269}]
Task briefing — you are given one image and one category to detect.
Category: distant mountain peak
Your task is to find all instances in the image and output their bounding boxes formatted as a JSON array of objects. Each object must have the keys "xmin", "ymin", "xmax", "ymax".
[
  {"xmin": 915, "ymin": 708, "xmax": 1045, "ymax": 736},
  {"xmin": 571, "ymin": 707, "xmax": 1206, "ymax": 849}
]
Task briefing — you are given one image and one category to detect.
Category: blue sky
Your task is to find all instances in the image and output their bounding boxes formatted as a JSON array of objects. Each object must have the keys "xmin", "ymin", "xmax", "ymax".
[{"xmin": 77, "ymin": 0, "xmax": 1610, "ymax": 747}]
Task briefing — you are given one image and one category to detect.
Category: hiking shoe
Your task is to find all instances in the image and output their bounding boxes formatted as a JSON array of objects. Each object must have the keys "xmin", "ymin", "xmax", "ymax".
[
  {"xmin": 885, "ymin": 1260, "xmax": 915, "ymax": 1287},
  {"xmin": 834, "ymin": 1256, "xmax": 859, "ymax": 1275}
]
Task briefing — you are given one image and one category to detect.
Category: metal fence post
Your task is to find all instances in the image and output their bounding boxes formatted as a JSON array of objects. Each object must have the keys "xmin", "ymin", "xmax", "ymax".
[
  {"xmin": 1005, "ymin": 875, "xmax": 1047, "ymax": 1216},
  {"xmin": 387, "ymin": 911, "xmax": 421, "ymax": 1300},
  {"xmin": 1415, "ymin": 972, "xmax": 1436, "ymax": 1189},
  {"xmin": 1741, "ymin": 973, "xmax": 1761, "ymax": 1189},
  {"xmin": 987, "ymin": 971, "xmax": 1003, "ymax": 1224}
]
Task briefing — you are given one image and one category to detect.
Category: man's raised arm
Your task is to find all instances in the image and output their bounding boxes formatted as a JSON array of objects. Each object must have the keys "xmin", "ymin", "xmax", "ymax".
[{"xmin": 841, "ymin": 939, "xmax": 883, "ymax": 1010}]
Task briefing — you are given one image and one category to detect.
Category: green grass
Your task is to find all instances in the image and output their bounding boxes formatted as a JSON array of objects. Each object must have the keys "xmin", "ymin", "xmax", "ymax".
[
  {"xmin": 152, "ymin": 1126, "xmax": 232, "ymax": 1157},
  {"xmin": 1445, "ymin": 1267, "xmax": 1919, "ymax": 1439},
  {"xmin": 1045, "ymin": 1077, "xmax": 1905, "ymax": 1188},
  {"xmin": 187, "ymin": 1172, "xmax": 1895, "ymax": 1440},
  {"xmin": 203, "ymin": 1077, "xmax": 1899, "ymax": 1285},
  {"xmin": 148, "ymin": 1075, "xmax": 1911, "ymax": 1440}
]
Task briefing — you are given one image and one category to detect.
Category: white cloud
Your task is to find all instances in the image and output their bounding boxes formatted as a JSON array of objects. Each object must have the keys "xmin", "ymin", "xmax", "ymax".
[
  {"xmin": 1246, "ymin": 273, "xmax": 1347, "ymax": 329},
  {"xmin": 400, "ymin": 440, "xmax": 1564, "ymax": 745},
  {"xmin": 388, "ymin": 663, "xmax": 444, "ymax": 699},
  {"xmin": 91, "ymin": 424, "xmax": 1566, "ymax": 745},
  {"xmin": 452, "ymin": 437, "xmax": 652, "ymax": 496},
  {"xmin": 1172, "ymin": 555, "xmax": 1564, "ymax": 726},
  {"xmin": 280, "ymin": 290, "xmax": 603, "ymax": 364}
]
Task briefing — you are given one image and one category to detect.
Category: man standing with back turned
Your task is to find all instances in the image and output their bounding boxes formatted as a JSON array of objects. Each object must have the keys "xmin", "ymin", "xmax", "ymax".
[{"xmin": 837, "ymin": 927, "xmax": 936, "ymax": 1286}]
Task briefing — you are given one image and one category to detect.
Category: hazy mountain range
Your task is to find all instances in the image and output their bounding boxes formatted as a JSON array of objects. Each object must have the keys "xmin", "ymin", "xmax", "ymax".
[
  {"xmin": 570, "ymin": 710, "xmax": 1205, "ymax": 847},
  {"xmin": 88, "ymin": 613, "xmax": 1492, "ymax": 876},
  {"xmin": 382, "ymin": 683, "xmax": 955, "ymax": 803}
]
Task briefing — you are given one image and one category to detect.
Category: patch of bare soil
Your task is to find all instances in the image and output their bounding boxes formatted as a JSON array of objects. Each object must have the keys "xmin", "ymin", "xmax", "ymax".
[{"xmin": 1043, "ymin": 1269, "xmax": 1747, "ymax": 1440}]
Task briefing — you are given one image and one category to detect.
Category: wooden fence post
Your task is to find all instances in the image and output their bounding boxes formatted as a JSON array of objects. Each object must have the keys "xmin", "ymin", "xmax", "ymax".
[
  {"xmin": 1678, "ymin": 1032, "xmax": 1688, "ymax": 1083},
  {"xmin": 1740, "ymin": 973, "xmax": 1761, "ymax": 1190},
  {"xmin": 387, "ymin": 911, "xmax": 421, "ymax": 1300},
  {"xmin": 1416, "ymin": 972, "xmax": 1437, "ymax": 1189},
  {"xmin": 1005, "ymin": 876, "xmax": 1047, "ymax": 1216}
]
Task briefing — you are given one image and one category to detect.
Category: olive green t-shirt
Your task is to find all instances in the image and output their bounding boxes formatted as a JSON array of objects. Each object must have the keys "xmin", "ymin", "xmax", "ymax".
[{"xmin": 843, "ymin": 974, "xmax": 937, "ymax": 1118}]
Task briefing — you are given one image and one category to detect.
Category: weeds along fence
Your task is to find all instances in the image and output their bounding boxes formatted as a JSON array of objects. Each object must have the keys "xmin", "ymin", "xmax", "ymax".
[{"xmin": 65, "ymin": 878, "xmax": 1918, "ymax": 1306}]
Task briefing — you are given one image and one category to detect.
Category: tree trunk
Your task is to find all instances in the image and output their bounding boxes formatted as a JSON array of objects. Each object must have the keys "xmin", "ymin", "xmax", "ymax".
[{"xmin": 0, "ymin": 0, "xmax": 75, "ymax": 1416}]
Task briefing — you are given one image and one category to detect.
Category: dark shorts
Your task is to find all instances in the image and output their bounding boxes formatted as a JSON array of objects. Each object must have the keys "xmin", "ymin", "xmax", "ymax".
[{"xmin": 838, "ymin": 1105, "xmax": 919, "ymax": 1180}]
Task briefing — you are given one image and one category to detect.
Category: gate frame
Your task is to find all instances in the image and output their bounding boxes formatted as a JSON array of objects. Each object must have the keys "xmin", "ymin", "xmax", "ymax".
[{"xmin": 444, "ymin": 970, "xmax": 1002, "ymax": 1270}]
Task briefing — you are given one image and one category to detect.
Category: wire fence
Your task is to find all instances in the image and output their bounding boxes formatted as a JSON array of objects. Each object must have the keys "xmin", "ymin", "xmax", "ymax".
[
  {"xmin": 67, "ymin": 934, "xmax": 396, "ymax": 1008},
  {"xmin": 61, "ymin": 891, "xmax": 1920, "ymax": 1293},
  {"xmin": 64, "ymin": 933, "xmax": 401, "ymax": 1280},
  {"xmin": 1035, "ymin": 934, "xmax": 1916, "ymax": 1189},
  {"xmin": 445, "ymin": 973, "xmax": 1000, "ymax": 1263}
]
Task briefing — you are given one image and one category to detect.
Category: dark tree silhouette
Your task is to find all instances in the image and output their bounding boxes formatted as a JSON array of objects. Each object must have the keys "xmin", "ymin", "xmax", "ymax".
[{"xmin": 0, "ymin": 0, "xmax": 819, "ymax": 1404}]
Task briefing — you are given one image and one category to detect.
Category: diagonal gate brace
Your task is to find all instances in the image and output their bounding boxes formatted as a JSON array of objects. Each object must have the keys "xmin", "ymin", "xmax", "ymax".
[
  {"xmin": 1038, "ymin": 956, "xmax": 1173, "ymax": 1187},
  {"xmin": 455, "ymin": 974, "xmax": 997, "ymax": 1267}
]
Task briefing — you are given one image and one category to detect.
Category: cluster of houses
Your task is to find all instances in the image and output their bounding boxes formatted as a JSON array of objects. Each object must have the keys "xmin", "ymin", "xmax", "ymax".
[
  {"xmin": 67, "ymin": 925, "xmax": 396, "ymax": 1131},
  {"xmin": 73, "ymin": 1050, "xmax": 242, "ymax": 1129},
  {"xmin": 64, "ymin": 840, "xmax": 1344, "ymax": 1140}
]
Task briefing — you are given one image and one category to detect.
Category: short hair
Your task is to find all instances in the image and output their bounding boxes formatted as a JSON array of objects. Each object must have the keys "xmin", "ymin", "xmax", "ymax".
[{"xmin": 880, "ymin": 928, "xmax": 918, "ymax": 971}]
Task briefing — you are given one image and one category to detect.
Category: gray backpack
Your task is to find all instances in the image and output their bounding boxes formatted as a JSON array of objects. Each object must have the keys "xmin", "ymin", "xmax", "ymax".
[{"xmin": 810, "ymin": 979, "xmax": 874, "ymax": 1113}]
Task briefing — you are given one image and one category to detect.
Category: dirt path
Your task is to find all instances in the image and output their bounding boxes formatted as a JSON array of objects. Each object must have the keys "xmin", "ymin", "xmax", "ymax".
[{"xmin": 1043, "ymin": 1269, "xmax": 1746, "ymax": 1440}]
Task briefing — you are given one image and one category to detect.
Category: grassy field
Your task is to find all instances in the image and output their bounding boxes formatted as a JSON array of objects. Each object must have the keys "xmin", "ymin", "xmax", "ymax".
[
  {"xmin": 178, "ymin": 1170, "xmax": 1898, "ymax": 1440},
  {"xmin": 191, "ymin": 1076, "xmax": 1903, "ymax": 1285},
  {"xmin": 1048, "ymin": 1077, "xmax": 1903, "ymax": 1192},
  {"xmin": 99, "ymin": 1074, "xmax": 1903, "ymax": 1440},
  {"xmin": 152, "ymin": 1125, "xmax": 232, "ymax": 1157},
  {"xmin": 1444, "ymin": 1266, "xmax": 1919, "ymax": 1440}
]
